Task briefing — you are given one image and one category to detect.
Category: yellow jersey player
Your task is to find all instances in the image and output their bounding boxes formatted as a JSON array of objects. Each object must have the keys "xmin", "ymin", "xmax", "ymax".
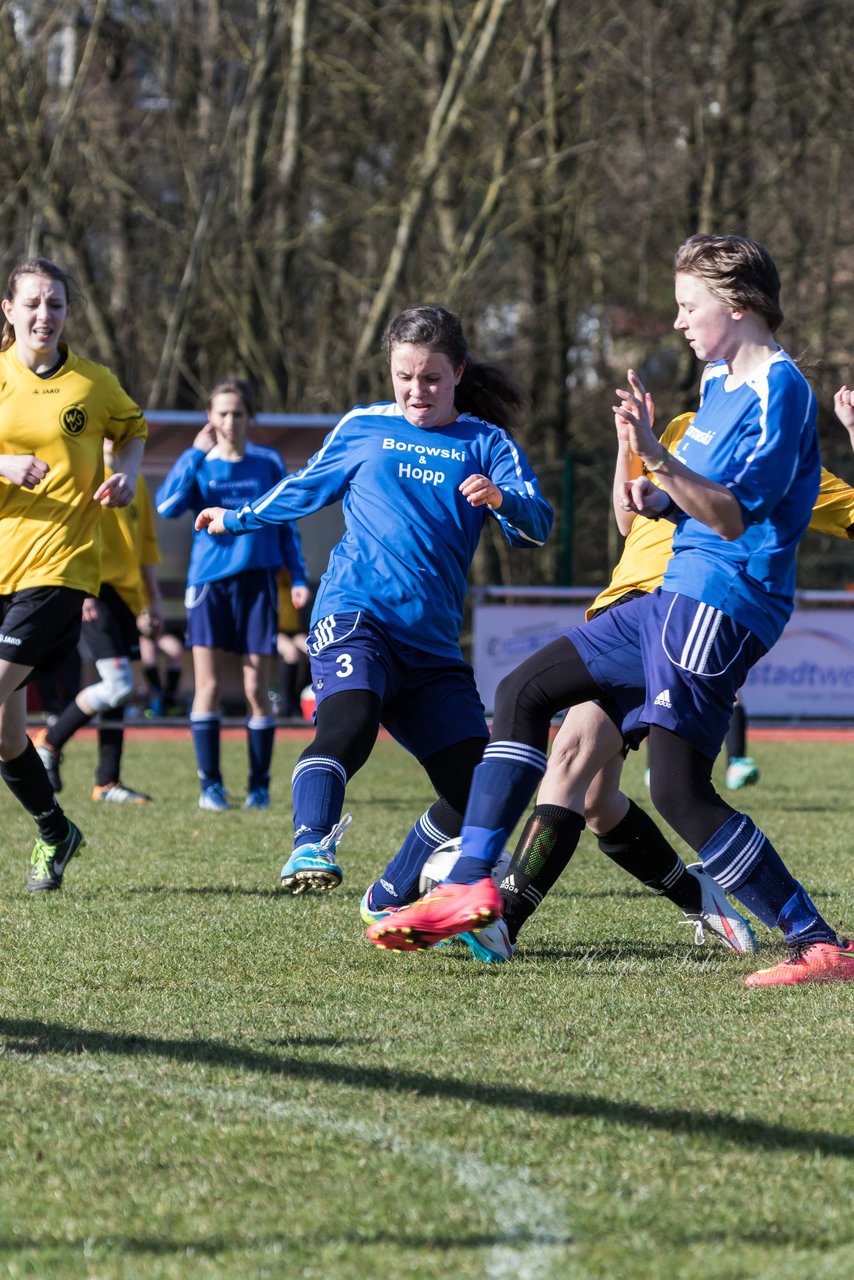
[
  {"xmin": 0, "ymin": 256, "xmax": 146, "ymax": 891},
  {"xmin": 34, "ymin": 447, "xmax": 162, "ymax": 803}
]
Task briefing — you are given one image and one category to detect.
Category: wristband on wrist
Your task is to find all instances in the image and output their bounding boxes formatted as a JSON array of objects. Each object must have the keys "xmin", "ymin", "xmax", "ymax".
[
  {"xmin": 645, "ymin": 449, "xmax": 669, "ymax": 473},
  {"xmin": 651, "ymin": 495, "xmax": 678, "ymax": 521}
]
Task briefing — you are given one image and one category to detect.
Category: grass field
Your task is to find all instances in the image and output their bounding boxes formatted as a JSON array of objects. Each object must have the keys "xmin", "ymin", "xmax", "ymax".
[{"xmin": 0, "ymin": 731, "xmax": 852, "ymax": 1280}]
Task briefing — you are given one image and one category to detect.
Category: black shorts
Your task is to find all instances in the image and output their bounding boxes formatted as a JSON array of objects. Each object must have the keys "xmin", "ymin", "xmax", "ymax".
[
  {"xmin": 0, "ymin": 586, "xmax": 86, "ymax": 679},
  {"xmin": 79, "ymin": 583, "xmax": 140, "ymax": 663}
]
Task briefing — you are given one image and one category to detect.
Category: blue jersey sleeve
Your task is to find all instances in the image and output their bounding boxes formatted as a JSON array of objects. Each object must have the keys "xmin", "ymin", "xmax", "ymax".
[
  {"xmin": 483, "ymin": 429, "xmax": 554, "ymax": 547},
  {"xmin": 280, "ymin": 522, "xmax": 308, "ymax": 585},
  {"xmin": 223, "ymin": 420, "xmax": 355, "ymax": 534},
  {"xmin": 155, "ymin": 447, "xmax": 206, "ymax": 517}
]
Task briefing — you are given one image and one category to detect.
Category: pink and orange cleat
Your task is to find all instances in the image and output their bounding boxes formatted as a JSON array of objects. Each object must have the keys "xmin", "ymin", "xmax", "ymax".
[
  {"xmin": 366, "ymin": 877, "xmax": 502, "ymax": 952},
  {"xmin": 745, "ymin": 939, "xmax": 854, "ymax": 987}
]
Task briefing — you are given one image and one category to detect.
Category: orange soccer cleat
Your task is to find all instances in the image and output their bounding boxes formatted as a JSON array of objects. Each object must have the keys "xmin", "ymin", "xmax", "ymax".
[
  {"xmin": 745, "ymin": 939, "xmax": 854, "ymax": 987},
  {"xmin": 366, "ymin": 877, "xmax": 502, "ymax": 952}
]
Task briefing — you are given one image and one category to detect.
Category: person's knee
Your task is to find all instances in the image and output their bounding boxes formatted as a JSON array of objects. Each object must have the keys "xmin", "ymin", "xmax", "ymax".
[{"xmin": 84, "ymin": 658, "xmax": 134, "ymax": 712}]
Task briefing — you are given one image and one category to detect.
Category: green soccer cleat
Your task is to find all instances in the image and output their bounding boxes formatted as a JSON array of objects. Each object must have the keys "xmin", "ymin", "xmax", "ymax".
[{"xmin": 28, "ymin": 821, "xmax": 86, "ymax": 892}]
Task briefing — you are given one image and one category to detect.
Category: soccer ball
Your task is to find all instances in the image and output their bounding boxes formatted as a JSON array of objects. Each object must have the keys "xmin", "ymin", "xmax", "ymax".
[{"xmin": 418, "ymin": 838, "xmax": 513, "ymax": 895}]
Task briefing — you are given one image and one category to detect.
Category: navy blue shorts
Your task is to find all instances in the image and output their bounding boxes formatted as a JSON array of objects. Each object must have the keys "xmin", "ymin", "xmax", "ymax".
[
  {"xmin": 185, "ymin": 568, "xmax": 278, "ymax": 655},
  {"xmin": 306, "ymin": 610, "xmax": 488, "ymax": 761},
  {"xmin": 569, "ymin": 588, "xmax": 767, "ymax": 760},
  {"xmin": 0, "ymin": 586, "xmax": 85, "ymax": 680}
]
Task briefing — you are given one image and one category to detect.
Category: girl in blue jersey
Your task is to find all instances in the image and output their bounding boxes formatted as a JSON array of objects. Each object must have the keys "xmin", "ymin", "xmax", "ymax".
[
  {"xmin": 195, "ymin": 306, "xmax": 553, "ymax": 896},
  {"xmin": 368, "ymin": 236, "xmax": 854, "ymax": 989},
  {"xmin": 156, "ymin": 378, "xmax": 308, "ymax": 810}
]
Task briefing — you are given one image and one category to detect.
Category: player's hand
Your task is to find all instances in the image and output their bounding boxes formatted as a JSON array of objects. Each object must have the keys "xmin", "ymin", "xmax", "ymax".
[
  {"xmin": 196, "ymin": 506, "xmax": 229, "ymax": 535},
  {"xmin": 82, "ymin": 597, "xmax": 99, "ymax": 623},
  {"xmin": 620, "ymin": 475, "xmax": 670, "ymax": 519},
  {"xmin": 0, "ymin": 454, "xmax": 49, "ymax": 489},
  {"xmin": 137, "ymin": 607, "xmax": 162, "ymax": 639},
  {"xmin": 94, "ymin": 471, "xmax": 136, "ymax": 507},
  {"xmin": 459, "ymin": 474, "xmax": 503, "ymax": 509},
  {"xmin": 613, "ymin": 370, "xmax": 659, "ymax": 461},
  {"xmin": 291, "ymin": 585, "xmax": 311, "ymax": 609},
  {"xmin": 193, "ymin": 423, "xmax": 218, "ymax": 453},
  {"xmin": 833, "ymin": 385, "xmax": 854, "ymax": 436}
]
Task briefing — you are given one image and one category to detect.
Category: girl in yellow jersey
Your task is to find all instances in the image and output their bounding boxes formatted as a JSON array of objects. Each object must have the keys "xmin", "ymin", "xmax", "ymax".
[
  {"xmin": 480, "ymin": 405, "xmax": 854, "ymax": 960},
  {"xmin": 0, "ymin": 257, "xmax": 146, "ymax": 890},
  {"xmin": 34, "ymin": 444, "xmax": 162, "ymax": 804}
]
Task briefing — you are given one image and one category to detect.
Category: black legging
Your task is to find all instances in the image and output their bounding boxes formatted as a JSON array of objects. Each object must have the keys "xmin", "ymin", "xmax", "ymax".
[
  {"xmin": 492, "ymin": 635, "xmax": 736, "ymax": 854},
  {"xmin": 301, "ymin": 687, "xmax": 488, "ymax": 823}
]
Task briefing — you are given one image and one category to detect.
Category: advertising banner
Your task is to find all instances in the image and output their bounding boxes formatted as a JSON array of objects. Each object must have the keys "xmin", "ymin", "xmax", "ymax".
[{"xmin": 472, "ymin": 602, "xmax": 854, "ymax": 719}]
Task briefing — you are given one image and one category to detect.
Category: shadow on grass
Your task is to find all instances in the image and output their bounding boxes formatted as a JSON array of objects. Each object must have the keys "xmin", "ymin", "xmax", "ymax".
[
  {"xmin": 2, "ymin": 1016, "xmax": 852, "ymax": 1160},
  {"xmin": 0, "ymin": 1227, "xmax": 567, "ymax": 1257}
]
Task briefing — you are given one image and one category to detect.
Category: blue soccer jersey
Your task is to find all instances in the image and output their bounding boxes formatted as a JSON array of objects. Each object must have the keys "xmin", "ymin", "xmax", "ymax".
[
  {"xmin": 156, "ymin": 441, "xmax": 308, "ymax": 589},
  {"xmin": 222, "ymin": 403, "xmax": 553, "ymax": 658},
  {"xmin": 663, "ymin": 349, "xmax": 820, "ymax": 647}
]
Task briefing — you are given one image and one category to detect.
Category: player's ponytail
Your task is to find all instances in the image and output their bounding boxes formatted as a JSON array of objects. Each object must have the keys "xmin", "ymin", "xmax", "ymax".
[
  {"xmin": 454, "ymin": 361, "xmax": 526, "ymax": 432},
  {"xmin": 383, "ymin": 304, "xmax": 525, "ymax": 432}
]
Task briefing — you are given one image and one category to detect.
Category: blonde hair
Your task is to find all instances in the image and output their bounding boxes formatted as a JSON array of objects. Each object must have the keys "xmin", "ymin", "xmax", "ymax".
[{"xmin": 673, "ymin": 234, "xmax": 783, "ymax": 331}]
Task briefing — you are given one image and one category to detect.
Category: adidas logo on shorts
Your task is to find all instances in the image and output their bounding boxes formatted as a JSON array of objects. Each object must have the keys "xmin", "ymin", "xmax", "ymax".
[{"xmin": 653, "ymin": 689, "xmax": 672, "ymax": 708}]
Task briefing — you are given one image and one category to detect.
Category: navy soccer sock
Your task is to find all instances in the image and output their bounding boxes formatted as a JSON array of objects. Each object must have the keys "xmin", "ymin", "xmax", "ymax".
[
  {"xmin": 449, "ymin": 740, "xmax": 548, "ymax": 884},
  {"xmin": 370, "ymin": 807, "xmax": 456, "ymax": 910},
  {"xmin": 246, "ymin": 716, "xmax": 276, "ymax": 791},
  {"xmin": 191, "ymin": 713, "xmax": 222, "ymax": 788},
  {"xmin": 291, "ymin": 752, "xmax": 347, "ymax": 846},
  {"xmin": 699, "ymin": 811, "xmax": 836, "ymax": 945}
]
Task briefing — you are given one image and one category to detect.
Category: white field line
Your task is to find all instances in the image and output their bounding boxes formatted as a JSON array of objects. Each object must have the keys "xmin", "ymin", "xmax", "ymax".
[{"xmin": 37, "ymin": 1057, "xmax": 571, "ymax": 1278}]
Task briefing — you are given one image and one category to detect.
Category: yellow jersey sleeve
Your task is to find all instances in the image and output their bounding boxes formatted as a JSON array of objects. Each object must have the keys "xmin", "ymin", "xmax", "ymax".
[
  {"xmin": 586, "ymin": 413, "xmax": 692, "ymax": 618},
  {"xmin": 0, "ymin": 344, "xmax": 147, "ymax": 597},
  {"xmin": 99, "ymin": 475, "xmax": 159, "ymax": 615},
  {"xmin": 808, "ymin": 467, "xmax": 854, "ymax": 539}
]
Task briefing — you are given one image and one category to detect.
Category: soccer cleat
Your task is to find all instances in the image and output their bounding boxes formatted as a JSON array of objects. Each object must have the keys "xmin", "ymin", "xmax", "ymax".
[
  {"xmin": 681, "ymin": 864, "xmax": 758, "ymax": 952},
  {"xmin": 92, "ymin": 781, "xmax": 152, "ymax": 804},
  {"xmin": 244, "ymin": 787, "xmax": 270, "ymax": 810},
  {"xmin": 360, "ymin": 884, "xmax": 395, "ymax": 924},
  {"xmin": 198, "ymin": 782, "xmax": 230, "ymax": 811},
  {"xmin": 33, "ymin": 727, "xmax": 63, "ymax": 793},
  {"xmin": 279, "ymin": 813, "xmax": 352, "ymax": 894},
  {"xmin": 745, "ymin": 939, "xmax": 854, "ymax": 987},
  {"xmin": 725, "ymin": 756, "xmax": 760, "ymax": 790},
  {"xmin": 367, "ymin": 877, "xmax": 502, "ymax": 952},
  {"xmin": 28, "ymin": 820, "xmax": 86, "ymax": 892},
  {"xmin": 458, "ymin": 917, "xmax": 516, "ymax": 964}
]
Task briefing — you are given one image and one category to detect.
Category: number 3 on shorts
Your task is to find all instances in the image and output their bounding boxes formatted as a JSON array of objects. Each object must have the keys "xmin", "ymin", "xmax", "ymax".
[{"xmin": 336, "ymin": 653, "xmax": 353, "ymax": 679}]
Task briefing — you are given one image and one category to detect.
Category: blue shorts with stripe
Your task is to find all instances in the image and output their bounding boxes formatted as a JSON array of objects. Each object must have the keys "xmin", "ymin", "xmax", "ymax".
[
  {"xmin": 306, "ymin": 610, "xmax": 488, "ymax": 761},
  {"xmin": 568, "ymin": 588, "xmax": 767, "ymax": 760},
  {"xmin": 185, "ymin": 568, "xmax": 278, "ymax": 655}
]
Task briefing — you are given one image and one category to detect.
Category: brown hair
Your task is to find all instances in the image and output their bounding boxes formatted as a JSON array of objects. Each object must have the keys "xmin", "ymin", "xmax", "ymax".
[
  {"xmin": 1, "ymin": 257, "xmax": 78, "ymax": 351},
  {"xmin": 382, "ymin": 304, "xmax": 525, "ymax": 431},
  {"xmin": 673, "ymin": 234, "xmax": 783, "ymax": 331},
  {"xmin": 206, "ymin": 376, "xmax": 257, "ymax": 418}
]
